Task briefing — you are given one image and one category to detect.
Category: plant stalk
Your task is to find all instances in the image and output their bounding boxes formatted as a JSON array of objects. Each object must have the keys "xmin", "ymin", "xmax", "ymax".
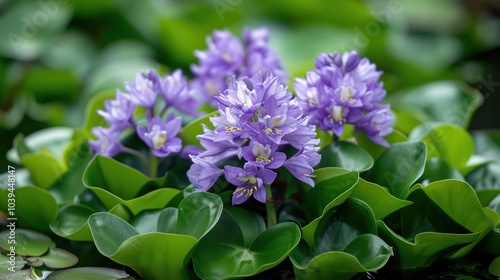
[{"xmin": 265, "ymin": 184, "xmax": 277, "ymax": 228}]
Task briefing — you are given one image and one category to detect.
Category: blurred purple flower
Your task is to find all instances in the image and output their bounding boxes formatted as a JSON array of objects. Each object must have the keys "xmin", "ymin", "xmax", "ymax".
[
  {"xmin": 156, "ymin": 69, "xmax": 200, "ymax": 116},
  {"xmin": 191, "ymin": 27, "xmax": 288, "ymax": 106},
  {"xmin": 137, "ymin": 115, "xmax": 182, "ymax": 157},
  {"xmin": 97, "ymin": 90, "xmax": 135, "ymax": 129},
  {"xmin": 125, "ymin": 70, "xmax": 158, "ymax": 108},
  {"xmin": 89, "ymin": 127, "xmax": 123, "ymax": 157}
]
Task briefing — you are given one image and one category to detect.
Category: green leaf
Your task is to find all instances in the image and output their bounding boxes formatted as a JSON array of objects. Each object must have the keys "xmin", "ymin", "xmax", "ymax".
[
  {"xmin": 0, "ymin": 253, "xmax": 24, "ymax": 273},
  {"xmin": 0, "ymin": 229, "xmax": 54, "ymax": 256},
  {"xmin": 466, "ymin": 162, "xmax": 500, "ymax": 192},
  {"xmin": 420, "ymin": 157, "xmax": 464, "ymax": 183},
  {"xmin": 225, "ymin": 206, "xmax": 266, "ymax": 247},
  {"xmin": 50, "ymin": 141, "xmax": 94, "ymax": 204},
  {"xmin": 0, "ymin": 2, "xmax": 72, "ymax": 60},
  {"xmin": 50, "ymin": 204, "xmax": 96, "ymax": 241},
  {"xmin": 365, "ymin": 142, "xmax": 426, "ymax": 199},
  {"xmin": 473, "ymin": 130, "xmax": 500, "ymax": 161},
  {"xmin": 291, "ymin": 199, "xmax": 392, "ymax": 279},
  {"xmin": 408, "ymin": 181, "xmax": 491, "ymax": 258},
  {"xmin": 377, "ymin": 220, "xmax": 479, "ymax": 269},
  {"xmin": 83, "ymin": 155, "xmax": 180, "ymax": 215},
  {"xmin": 175, "ymin": 192, "xmax": 223, "ymax": 240},
  {"xmin": 30, "ymin": 248, "xmax": 78, "ymax": 269},
  {"xmin": 302, "ymin": 171, "xmax": 359, "ymax": 247},
  {"xmin": 19, "ymin": 150, "xmax": 66, "ymax": 189},
  {"xmin": 7, "ymin": 127, "xmax": 74, "ymax": 164},
  {"xmin": 317, "ymin": 141, "xmax": 374, "ymax": 172},
  {"xmin": 313, "ymin": 167, "xmax": 351, "ymax": 184},
  {"xmin": 0, "ymin": 186, "xmax": 57, "ymax": 232},
  {"xmin": 46, "ymin": 267, "xmax": 130, "ymax": 280},
  {"xmin": 351, "ymin": 179, "xmax": 413, "ymax": 220},
  {"xmin": 129, "ymin": 209, "xmax": 164, "ymax": 234},
  {"xmin": 411, "ymin": 123, "xmax": 474, "ymax": 168},
  {"xmin": 50, "ymin": 204, "xmax": 131, "ymax": 241},
  {"xmin": 354, "ymin": 130, "xmax": 408, "ymax": 160},
  {"xmin": 314, "ymin": 199, "xmax": 377, "ymax": 254},
  {"xmin": 89, "ymin": 192, "xmax": 223, "ymax": 280},
  {"xmin": 489, "ymin": 256, "xmax": 500, "ymax": 277},
  {"xmin": 388, "ymin": 81, "xmax": 483, "ymax": 128},
  {"xmin": 306, "ymin": 171, "xmax": 359, "ymax": 221},
  {"xmin": 193, "ymin": 211, "xmax": 301, "ymax": 280},
  {"xmin": 178, "ymin": 111, "xmax": 217, "ymax": 147}
]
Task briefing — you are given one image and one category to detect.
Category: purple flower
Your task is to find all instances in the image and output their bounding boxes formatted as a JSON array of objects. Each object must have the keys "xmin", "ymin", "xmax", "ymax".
[
  {"xmin": 191, "ymin": 27, "xmax": 288, "ymax": 106},
  {"xmin": 156, "ymin": 69, "xmax": 200, "ymax": 116},
  {"xmin": 188, "ymin": 71, "xmax": 321, "ymax": 203},
  {"xmin": 356, "ymin": 105, "xmax": 393, "ymax": 147},
  {"xmin": 125, "ymin": 70, "xmax": 158, "ymax": 108},
  {"xmin": 295, "ymin": 51, "xmax": 393, "ymax": 145},
  {"xmin": 187, "ymin": 156, "xmax": 225, "ymax": 191},
  {"xmin": 97, "ymin": 90, "xmax": 135, "ymax": 129},
  {"xmin": 224, "ymin": 164, "xmax": 277, "ymax": 205},
  {"xmin": 89, "ymin": 127, "xmax": 123, "ymax": 157},
  {"xmin": 283, "ymin": 139, "xmax": 321, "ymax": 186},
  {"xmin": 137, "ymin": 115, "xmax": 182, "ymax": 157},
  {"xmin": 241, "ymin": 141, "xmax": 286, "ymax": 169}
]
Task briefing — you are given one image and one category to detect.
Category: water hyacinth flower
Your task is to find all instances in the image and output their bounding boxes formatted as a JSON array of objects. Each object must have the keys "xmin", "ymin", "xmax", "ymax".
[
  {"xmin": 90, "ymin": 69, "xmax": 198, "ymax": 159},
  {"xmin": 188, "ymin": 71, "xmax": 320, "ymax": 205},
  {"xmin": 191, "ymin": 27, "xmax": 288, "ymax": 106},
  {"xmin": 295, "ymin": 51, "xmax": 394, "ymax": 146},
  {"xmin": 137, "ymin": 115, "xmax": 182, "ymax": 157}
]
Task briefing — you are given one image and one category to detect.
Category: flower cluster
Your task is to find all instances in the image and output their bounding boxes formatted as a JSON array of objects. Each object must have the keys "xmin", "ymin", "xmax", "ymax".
[
  {"xmin": 188, "ymin": 71, "xmax": 320, "ymax": 205},
  {"xmin": 294, "ymin": 51, "xmax": 394, "ymax": 146},
  {"xmin": 89, "ymin": 69, "xmax": 198, "ymax": 158},
  {"xmin": 191, "ymin": 27, "xmax": 288, "ymax": 106}
]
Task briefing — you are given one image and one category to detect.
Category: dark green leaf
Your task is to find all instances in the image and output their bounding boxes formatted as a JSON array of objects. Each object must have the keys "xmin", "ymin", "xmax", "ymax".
[
  {"xmin": 366, "ymin": 142, "xmax": 426, "ymax": 199},
  {"xmin": 317, "ymin": 141, "xmax": 374, "ymax": 172},
  {"xmin": 46, "ymin": 267, "xmax": 130, "ymax": 280},
  {"xmin": 0, "ymin": 229, "xmax": 54, "ymax": 256}
]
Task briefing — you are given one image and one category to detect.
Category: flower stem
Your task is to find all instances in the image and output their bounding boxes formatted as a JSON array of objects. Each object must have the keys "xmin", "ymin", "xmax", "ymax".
[
  {"xmin": 122, "ymin": 147, "xmax": 149, "ymax": 165},
  {"xmin": 265, "ymin": 184, "xmax": 277, "ymax": 228},
  {"xmin": 148, "ymin": 152, "xmax": 158, "ymax": 178}
]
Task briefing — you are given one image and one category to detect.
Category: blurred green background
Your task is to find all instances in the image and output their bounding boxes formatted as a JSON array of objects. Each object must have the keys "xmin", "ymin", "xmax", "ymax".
[{"xmin": 1, "ymin": 0, "xmax": 499, "ymax": 168}]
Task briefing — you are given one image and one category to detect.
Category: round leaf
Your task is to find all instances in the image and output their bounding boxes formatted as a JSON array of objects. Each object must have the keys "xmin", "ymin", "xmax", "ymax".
[{"xmin": 37, "ymin": 248, "xmax": 78, "ymax": 269}]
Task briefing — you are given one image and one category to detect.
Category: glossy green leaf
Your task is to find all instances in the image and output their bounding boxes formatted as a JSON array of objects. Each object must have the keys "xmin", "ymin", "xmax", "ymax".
[
  {"xmin": 193, "ymin": 211, "xmax": 301, "ymax": 280},
  {"xmin": 366, "ymin": 142, "xmax": 426, "ymax": 199},
  {"xmin": 459, "ymin": 155, "xmax": 494, "ymax": 176},
  {"xmin": 478, "ymin": 207, "xmax": 500, "ymax": 255},
  {"xmin": 314, "ymin": 199, "xmax": 377, "ymax": 254},
  {"xmin": 0, "ymin": 229, "xmax": 54, "ymax": 257},
  {"xmin": 354, "ymin": 130, "xmax": 408, "ymax": 160},
  {"xmin": 50, "ymin": 204, "xmax": 131, "ymax": 241},
  {"xmin": 411, "ymin": 123, "xmax": 474, "ymax": 168},
  {"xmin": 317, "ymin": 141, "xmax": 374, "ymax": 172},
  {"xmin": 291, "ymin": 235, "xmax": 392, "ymax": 280},
  {"xmin": 306, "ymin": 171, "xmax": 359, "ymax": 221},
  {"xmin": 291, "ymin": 199, "xmax": 392, "ymax": 279},
  {"xmin": 313, "ymin": 167, "xmax": 351, "ymax": 184},
  {"xmin": 83, "ymin": 155, "xmax": 180, "ymax": 214},
  {"xmin": 0, "ymin": 186, "xmax": 57, "ymax": 232},
  {"xmin": 302, "ymin": 171, "xmax": 359, "ymax": 247},
  {"xmin": 351, "ymin": 179, "xmax": 413, "ymax": 220},
  {"xmin": 46, "ymin": 267, "xmax": 130, "ymax": 280},
  {"xmin": 377, "ymin": 220, "xmax": 479, "ymax": 269},
  {"xmin": 89, "ymin": 192, "xmax": 222, "ymax": 280},
  {"xmin": 225, "ymin": 206, "xmax": 266, "ymax": 247},
  {"xmin": 129, "ymin": 209, "xmax": 164, "ymax": 234},
  {"xmin": 387, "ymin": 81, "xmax": 483, "ymax": 128},
  {"xmin": 466, "ymin": 162, "xmax": 500, "ymax": 192},
  {"xmin": 178, "ymin": 111, "xmax": 217, "ymax": 147},
  {"xmin": 29, "ymin": 248, "xmax": 78, "ymax": 269}
]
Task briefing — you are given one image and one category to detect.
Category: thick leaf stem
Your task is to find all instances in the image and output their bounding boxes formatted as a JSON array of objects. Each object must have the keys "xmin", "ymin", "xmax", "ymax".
[{"xmin": 265, "ymin": 184, "xmax": 277, "ymax": 228}]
